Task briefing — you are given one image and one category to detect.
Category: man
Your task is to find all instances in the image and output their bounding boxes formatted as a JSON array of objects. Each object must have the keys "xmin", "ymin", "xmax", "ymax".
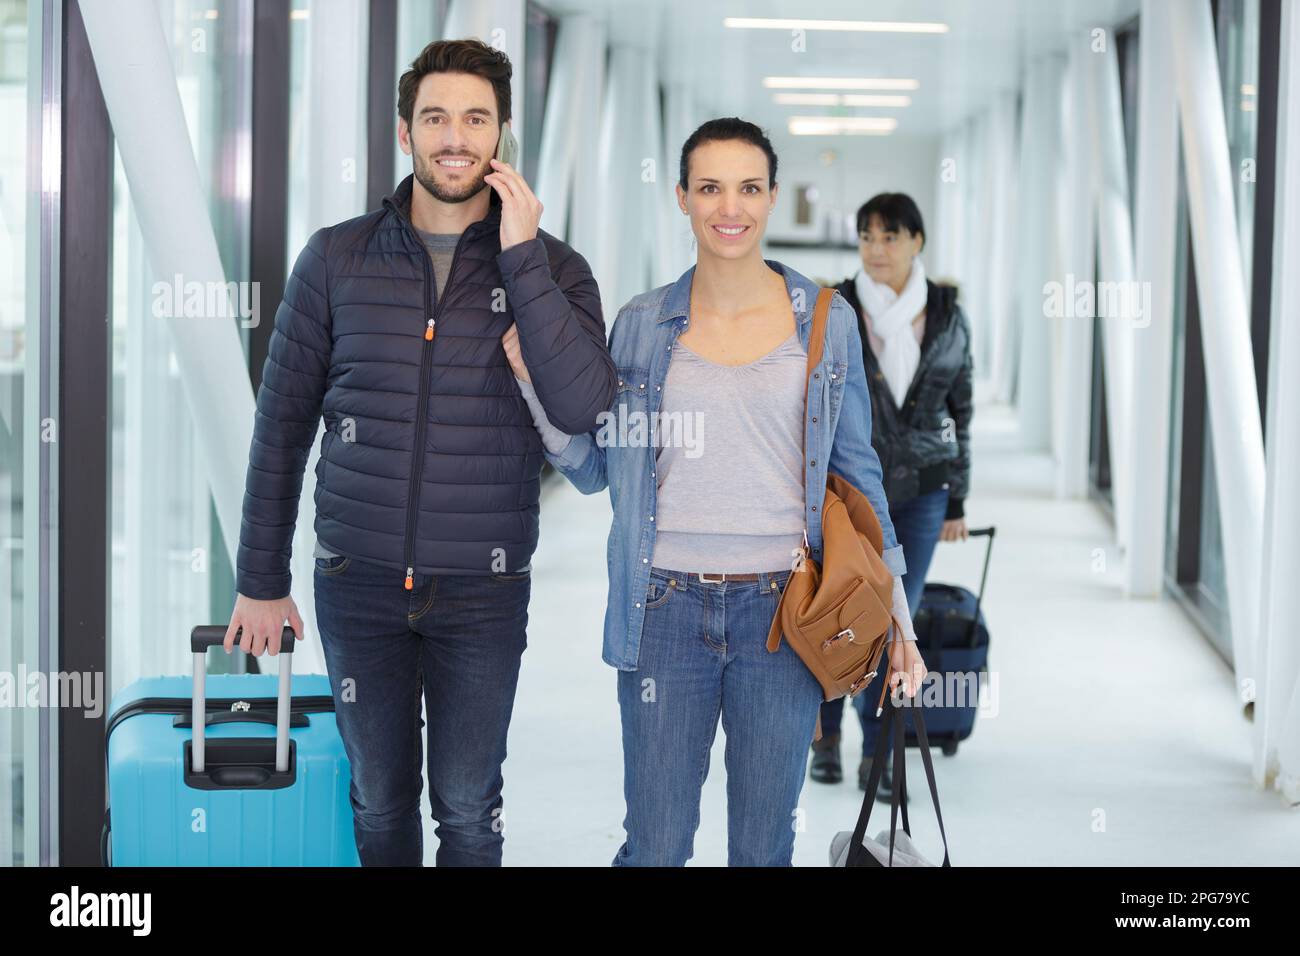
[{"xmin": 226, "ymin": 38, "xmax": 615, "ymax": 866}]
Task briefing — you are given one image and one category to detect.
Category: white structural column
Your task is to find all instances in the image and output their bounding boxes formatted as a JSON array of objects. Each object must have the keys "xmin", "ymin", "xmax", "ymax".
[
  {"xmin": 1125, "ymin": 0, "xmax": 1180, "ymax": 597},
  {"xmin": 78, "ymin": 1, "xmax": 252, "ymax": 586},
  {"xmin": 1015, "ymin": 55, "xmax": 1064, "ymax": 451},
  {"xmin": 963, "ymin": 116, "xmax": 991, "ymax": 374},
  {"xmin": 657, "ymin": 81, "xmax": 701, "ymax": 287},
  {"xmin": 930, "ymin": 126, "xmax": 961, "ymax": 282},
  {"xmin": 591, "ymin": 45, "xmax": 663, "ymax": 319},
  {"xmin": 564, "ymin": 39, "xmax": 608, "ymax": 279},
  {"xmin": 534, "ymin": 15, "xmax": 605, "ymax": 243},
  {"xmin": 985, "ymin": 94, "xmax": 1021, "ymax": 405},
  {"xmin": 1169, "ymin": 0, "xmax": 1265, "ymax": 687},
  {"xmin": 1086, "ymin": 31, "xmax": 1137, "ymax": 550},
  {"xmin": 444, "ymin": 0, "xmax": 526, "ymax": 157},
  {"xmin": 1256, "ymin": 0, "xmax": 1300, "ymax": 802},
  {"xmin": 1055, "ymin": 38, "xmax": 1095, "ymax": 498}
]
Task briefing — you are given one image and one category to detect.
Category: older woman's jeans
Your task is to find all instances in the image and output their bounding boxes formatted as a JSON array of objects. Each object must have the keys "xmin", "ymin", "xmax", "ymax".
[
  {"xmin": 313, "ymin": 553, "xmax": 531, "ymax": 866},
  {"xmin": 613, "ymin": 566, "xmax": 821, "ymax": 866},
  {"xmin": 818, "ymin": 486, "xmax": 950, "ymax": 756}
]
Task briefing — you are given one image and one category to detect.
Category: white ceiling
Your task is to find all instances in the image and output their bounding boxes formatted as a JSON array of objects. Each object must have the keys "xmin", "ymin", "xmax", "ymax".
[{"xmin": 542, "ymin": 0, "xmax": 1141, "ymax": 138}]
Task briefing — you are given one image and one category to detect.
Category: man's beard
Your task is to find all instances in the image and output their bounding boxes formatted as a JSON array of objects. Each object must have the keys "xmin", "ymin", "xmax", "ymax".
[{"xmin": 413, "ymin": 150, "xmax": 488, "ymax": 204}]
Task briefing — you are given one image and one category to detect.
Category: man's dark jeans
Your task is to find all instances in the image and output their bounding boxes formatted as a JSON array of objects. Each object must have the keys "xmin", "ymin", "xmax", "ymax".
[{"xmin": 313, "ymin": 553, "xmax": 530, "ymax": 866}]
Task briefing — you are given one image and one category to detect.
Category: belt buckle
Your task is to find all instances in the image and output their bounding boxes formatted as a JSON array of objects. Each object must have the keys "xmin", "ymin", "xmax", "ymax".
[{"xmin": 697, "ymin": 572, "xmax": 725, "ymax": 583}]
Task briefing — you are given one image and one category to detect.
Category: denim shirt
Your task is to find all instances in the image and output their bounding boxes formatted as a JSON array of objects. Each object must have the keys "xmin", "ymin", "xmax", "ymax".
[{"xmin": 546, "ymin": 260, "xmax": 907, "ymax": 671}]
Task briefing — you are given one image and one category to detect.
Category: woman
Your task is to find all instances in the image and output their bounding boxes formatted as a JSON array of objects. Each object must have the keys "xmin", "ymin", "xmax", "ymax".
[
  {"xmin": 504, "ymin": 119, "xmax": 926, "ymax": 866},
  {"xmin": 809, "ymin": 193, "xmax": 974, "ymax": 802}
]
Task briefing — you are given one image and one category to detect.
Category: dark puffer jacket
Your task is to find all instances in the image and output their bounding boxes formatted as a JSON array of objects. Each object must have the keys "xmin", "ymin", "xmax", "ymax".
[
  {"xmin": 236, "ymin": 174, "xmax": 615, "ymax": 600},
  {"xmin": 834, "ymin": 277, "xmax": 973, "ymax": 520}
]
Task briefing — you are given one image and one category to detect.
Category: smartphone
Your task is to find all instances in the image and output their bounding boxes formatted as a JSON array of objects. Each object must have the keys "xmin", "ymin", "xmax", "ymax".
[{"xmin": 494, "ymin": 124, "xmax": 520, "ymax": 168}]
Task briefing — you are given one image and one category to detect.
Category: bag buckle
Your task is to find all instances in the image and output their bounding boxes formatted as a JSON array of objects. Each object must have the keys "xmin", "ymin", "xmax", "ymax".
[
  {"xmin": 821, "ymin": 627, "xmax": 856, "ymax": 652},
  {"xmin": 848, "ymin": 670, "xmax": 877, "ymax": 696}
]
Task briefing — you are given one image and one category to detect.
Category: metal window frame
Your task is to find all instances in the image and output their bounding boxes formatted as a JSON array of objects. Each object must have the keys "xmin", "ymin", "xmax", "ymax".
[
  {"xmin": 1250, "ymin": 0, "xmax": 1281, "ymax": 431},
  {"xmin": 21, "ymin": 0, "xmax": 64, "ymax": 868},
  {"xmin": 366, "ymin": 0, "xmax": 398, "ymax": 212},
  {"xmin": 57, "ymin": 0, "xmax": 111, "ymax": 866},
  {"xmin": 249, "ymin": 0, "xmax": 291, "ymax": 395}
]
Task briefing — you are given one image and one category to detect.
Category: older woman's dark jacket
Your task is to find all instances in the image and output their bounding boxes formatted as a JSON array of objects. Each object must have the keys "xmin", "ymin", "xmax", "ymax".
[{"xmin": 832, "ymin": 277, "xmax": 973, "ymax": 520}]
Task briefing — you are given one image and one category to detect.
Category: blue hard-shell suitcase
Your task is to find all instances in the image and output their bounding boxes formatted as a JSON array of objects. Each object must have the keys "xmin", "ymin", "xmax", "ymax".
[
  {"xmin": 102, "ymin": 626, "xmax": 359, "ymax": 866},
  {"xmin": 900, "ymin": 527, "xmax": 994, "ymax": 756}
]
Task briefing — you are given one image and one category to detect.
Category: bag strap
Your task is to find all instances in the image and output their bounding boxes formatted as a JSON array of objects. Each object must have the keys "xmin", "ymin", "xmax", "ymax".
[
  {"xmin": 847, "ymin": 695, "xmax": 893, "ymax": 865},
  {"xmin": 908, "ymin": 701, "xmax": 952, "ymax": 866},
  {"xmin": 807, "ymin": 287, "xmax": 833, "ymax": 377},
  {"xmin": 871, "ymin": 615, "xmax": 904, "ymax": 717},
  {"xmin": 849, "ymin": 639, "xmax": 900, "ymax": 862},
  {"xmin": 846, "ymin": 674, "xmax": 952, "ymax": 867},
  {"xmin": 888, "ymin": 699, "xmax": 906, "ymax": 864},
  {"xmin": 798, "ymin": 287, "xmax": 834, "ymax": 539},
  {"xmin": 769, "ymin": 287, "xmax": 837, "ymax": 660}
]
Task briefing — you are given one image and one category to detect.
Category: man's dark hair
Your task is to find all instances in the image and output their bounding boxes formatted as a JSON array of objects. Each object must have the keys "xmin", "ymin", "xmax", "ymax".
[
  {"xmin": 678, "ymin": 117, "xmax": 778, "ymax": 191},
  {"xmin": 856, "ymin": 192, "xmax": 926, "ymax": 248},
  {"xmin": 397, "ymin": 38, "xmax": 512, "ymax": 128}
]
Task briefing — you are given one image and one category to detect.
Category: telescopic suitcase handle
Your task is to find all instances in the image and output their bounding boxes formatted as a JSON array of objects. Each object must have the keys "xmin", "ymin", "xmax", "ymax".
[
  {"xmin": 929, "ymin": 526, "xmax": 995, "ymax": 653},
  {"xmin": 962, "ymin": 527, "xmax": 995, "ymax": 647},
  {"xmin": 189, "ymin": 626, "xmax": 295, "ymax": 775}
]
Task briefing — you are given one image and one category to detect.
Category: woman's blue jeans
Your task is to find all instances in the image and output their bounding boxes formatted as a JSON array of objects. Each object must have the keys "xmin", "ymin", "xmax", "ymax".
[{"xmin": 614, "ymin": 566, "xmax": 821, "ymax": 866}]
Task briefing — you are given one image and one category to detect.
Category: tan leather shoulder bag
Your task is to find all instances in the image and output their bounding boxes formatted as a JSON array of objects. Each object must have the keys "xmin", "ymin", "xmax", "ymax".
[{"xmin": 766, "ymin": 287, "xmax": 900, "ymax": 720}]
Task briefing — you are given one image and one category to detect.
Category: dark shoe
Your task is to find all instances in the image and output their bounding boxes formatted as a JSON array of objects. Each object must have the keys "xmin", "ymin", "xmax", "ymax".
[
  {"xmin": 809, "ymin": 733, "xmax": 842, "ymax": 783},
  {"xmin": 859, "ymin": 756, "xmax": 909, "ymax": 804}
]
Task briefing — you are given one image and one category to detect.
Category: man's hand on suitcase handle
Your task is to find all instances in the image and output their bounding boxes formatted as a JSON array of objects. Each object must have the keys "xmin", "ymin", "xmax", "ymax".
[{"xmin": 226, "ymin": 594, "xmax": 306, "ymax": 656}]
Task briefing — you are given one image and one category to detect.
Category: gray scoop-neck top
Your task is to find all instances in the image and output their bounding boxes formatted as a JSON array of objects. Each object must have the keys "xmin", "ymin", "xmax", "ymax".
[{"xmin": 650, "ymin": 331, "xmax": 808, "ymax": 574}]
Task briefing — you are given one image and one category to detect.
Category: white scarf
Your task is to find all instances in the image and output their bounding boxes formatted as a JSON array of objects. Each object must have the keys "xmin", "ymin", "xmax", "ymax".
[{"xmin": 854, "ymin": 257, "xmax": 927, "ymax": 408}]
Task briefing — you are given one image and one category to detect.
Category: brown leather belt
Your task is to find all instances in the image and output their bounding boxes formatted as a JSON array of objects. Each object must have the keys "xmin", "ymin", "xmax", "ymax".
[{"xmin": 652, "ymin": 567, "xmax": 787, "ymax": 584}]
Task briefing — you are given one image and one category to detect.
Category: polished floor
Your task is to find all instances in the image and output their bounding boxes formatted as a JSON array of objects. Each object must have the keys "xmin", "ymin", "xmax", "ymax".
[{"xmin": 421, "ymin": 383, "xmax": 1300, "ymax": 866}]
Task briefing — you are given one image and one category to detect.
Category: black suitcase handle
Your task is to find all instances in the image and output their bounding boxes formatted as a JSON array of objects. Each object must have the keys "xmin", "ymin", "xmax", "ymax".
[
  {"xmin": 964, "ymin": 527, "xmax": 994, "ymax": 648},
  {"xmin": 189, "ymin": 625, "xmax": 295, "ymax": 780},
  {"xmin": 191, "ymin": 625, "xmax": 296, "ymax": 654},
  {"xmin": 172, "ymin": 711, "xmax": 310, "ymax": 730},
  {"xmin": 930, "ymin": 525, "xmax": 995, "ymax": 653}
]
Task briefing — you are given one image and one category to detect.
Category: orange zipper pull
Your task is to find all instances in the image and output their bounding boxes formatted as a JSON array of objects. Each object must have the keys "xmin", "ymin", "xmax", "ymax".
[
  {"xmin": 404, "ymin": 566, "xmax": 414, "ymax": 590},
  {"xmin": 424, "ymin": 318, "xmax": 435, "ymax": 341}
]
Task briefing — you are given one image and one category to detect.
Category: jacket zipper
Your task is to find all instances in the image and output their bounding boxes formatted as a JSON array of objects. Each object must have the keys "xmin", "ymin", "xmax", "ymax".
[{"xmin": 400, "ymin": 222, "xmax": 469, "ymax": 590}]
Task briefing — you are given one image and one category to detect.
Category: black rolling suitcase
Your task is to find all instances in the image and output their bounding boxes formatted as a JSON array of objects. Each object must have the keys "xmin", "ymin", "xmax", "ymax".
[{"xmin": 901, "ymin": 526, "xmax": 994, "ymax": 756}]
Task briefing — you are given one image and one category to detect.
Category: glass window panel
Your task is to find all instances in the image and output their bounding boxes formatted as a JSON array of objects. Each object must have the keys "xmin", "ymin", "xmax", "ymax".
[
  {"xmin": 109, "ymin": 0, "xmax": 251, "ymax": 695},
  {"xmin": 286, "ymin": 0, "xmax": 369, "ymax": 261},
  {"xmin": 0, "ymin": 0, "xmax": 38, "ymax": 867},
  {"xmin": 1217, "ymin": 0, "xmax": 1260, "ymax": 307}
]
